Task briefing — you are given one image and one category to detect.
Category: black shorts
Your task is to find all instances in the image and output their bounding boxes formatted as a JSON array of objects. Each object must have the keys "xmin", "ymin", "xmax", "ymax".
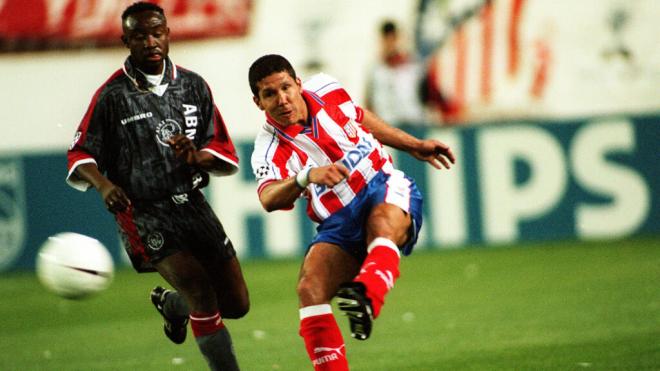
[{"xmin": 115, "ymin": 190, "xmax": 236, "ymax": 272}]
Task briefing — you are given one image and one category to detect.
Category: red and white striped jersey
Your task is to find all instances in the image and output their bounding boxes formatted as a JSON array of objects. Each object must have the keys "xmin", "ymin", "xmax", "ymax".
[{"xmin": 251, "ymin": 73, "xmax": 395, "ymax": 222}]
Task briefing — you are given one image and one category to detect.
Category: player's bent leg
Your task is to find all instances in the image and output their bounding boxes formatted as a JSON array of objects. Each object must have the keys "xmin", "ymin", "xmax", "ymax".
[
  {"xmin": 297, "ymin": 243, "xmax": 359, "ymax": 371},
  {"xmin": 154, "ymin": 250, "xmax": 219, "ymax": 313},
  {"xmin": 203, "ymin": 255, "xmax": 250, "ymax": 319},
  {"xmin": 155, "ymin": 250, "xmax": 240, "ymax": 370},
  {"xmin": 338, "ymin": 203, "xmax": 408, "ymax": 339},
  {"xmin": 365, "ymin": 203, "xmax": 412, "ymax": 246},
  {"xmin": 351, "ymin": 237, "xmax": 401, "ymax": 319}
]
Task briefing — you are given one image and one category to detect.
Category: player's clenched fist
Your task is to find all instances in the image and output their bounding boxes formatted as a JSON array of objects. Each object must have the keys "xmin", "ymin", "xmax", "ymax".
[
  {"xmin": 308, "ymin": 164, "xmax": 350, "ymax": 187},
  {"xmin": 168, "ymin": 134, "xmax": 198, "ymax": 165},
  {"xmin": 98, "ymin": 181, "xmax": 130, "ymax": 213}
]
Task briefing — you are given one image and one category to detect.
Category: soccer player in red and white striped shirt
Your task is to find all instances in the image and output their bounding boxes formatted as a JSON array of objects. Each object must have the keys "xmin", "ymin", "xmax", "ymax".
[{"xmin": 249, "ymin": 55, "xmax": 454, "ymax": 370}]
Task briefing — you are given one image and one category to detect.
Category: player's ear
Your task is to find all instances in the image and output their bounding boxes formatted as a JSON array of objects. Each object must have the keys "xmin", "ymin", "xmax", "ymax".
[{"xmin": 253, "ymin": 96, "xmax": 264, "ymax": 110}]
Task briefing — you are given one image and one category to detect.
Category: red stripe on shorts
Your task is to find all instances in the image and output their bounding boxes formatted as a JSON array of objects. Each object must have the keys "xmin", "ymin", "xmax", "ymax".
[{"xmin": 115, "ymin": 207, "xmax": 149, "ymax": 264}]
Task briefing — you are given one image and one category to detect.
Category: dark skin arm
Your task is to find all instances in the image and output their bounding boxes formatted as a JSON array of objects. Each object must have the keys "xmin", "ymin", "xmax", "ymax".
[
  {"xmin": 76, "ymin": 134, "xmax": 232, "ymax": 214},
  {"xmin": 168, "ymin": 134, "xmax": 235, "ymax": 173},
  {"xmin": 74, "ymin": 163, "xmax": 131, "ymax": 214}
]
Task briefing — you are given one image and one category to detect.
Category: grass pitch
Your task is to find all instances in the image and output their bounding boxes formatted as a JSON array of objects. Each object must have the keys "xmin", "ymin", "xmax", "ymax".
[{"xmin": 1, "ymin": 237, "xmax": 658, "ymax": 370}]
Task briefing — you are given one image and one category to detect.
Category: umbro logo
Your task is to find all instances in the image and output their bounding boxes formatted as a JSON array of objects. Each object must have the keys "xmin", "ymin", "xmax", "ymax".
[{"xmin": 120, "ymin": 111, "xmax": 153, "ymax": 125}]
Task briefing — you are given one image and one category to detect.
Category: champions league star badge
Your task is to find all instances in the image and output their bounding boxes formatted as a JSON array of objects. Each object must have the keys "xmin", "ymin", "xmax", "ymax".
[{"xmin": 255, "ymin": 165, "xmax": 270, "ymax": 179}]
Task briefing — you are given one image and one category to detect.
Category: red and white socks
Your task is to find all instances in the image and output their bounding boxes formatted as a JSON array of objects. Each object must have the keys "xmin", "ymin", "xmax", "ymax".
[
  {"xmin": 354, "ymin": 237, "xmax": 401, "ymax": 318},
  {"xmin": 299, "ymin": 304, "xmax": 349, "ymax": 371}
]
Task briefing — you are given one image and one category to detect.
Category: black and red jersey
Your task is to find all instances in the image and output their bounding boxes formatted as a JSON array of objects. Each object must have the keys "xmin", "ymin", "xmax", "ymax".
[{"xmin": 66, "ymin": 57, "xmax": 239, "ymax": 200}]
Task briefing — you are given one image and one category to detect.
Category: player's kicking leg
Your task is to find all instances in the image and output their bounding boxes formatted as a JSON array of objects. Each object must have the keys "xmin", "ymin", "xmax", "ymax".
[
  {"xmin": 337, "ymin": 203, "xmax": 410, "ymax": 340},
  {"xmin": 336, "ymin": 237, "xmax": 401, "ymax": 340}
]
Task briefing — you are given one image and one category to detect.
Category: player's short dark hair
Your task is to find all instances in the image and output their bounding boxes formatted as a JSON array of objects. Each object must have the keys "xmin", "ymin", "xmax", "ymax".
[
  {"xmin": 381, "ymin": 20, "xmax": 397, "ymax": 36},
  {"xmin": 248, "ymin": 54, "xmax": 297, "ymax": 96},
  {"xmin": 121, "ymin": 1, "xmax": 165, "ymax": 22}
]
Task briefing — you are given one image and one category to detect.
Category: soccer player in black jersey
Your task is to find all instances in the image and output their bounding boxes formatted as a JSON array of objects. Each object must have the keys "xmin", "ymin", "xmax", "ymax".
[{"xmin": 66, "ymin": 2, "xmax": 248, "ymax": 370}]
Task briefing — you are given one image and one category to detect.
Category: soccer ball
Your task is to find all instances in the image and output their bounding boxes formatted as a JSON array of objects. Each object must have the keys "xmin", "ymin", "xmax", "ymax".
[{"xmin": 36, "ymin": 232, "xmax": 114, "ymax": 299}]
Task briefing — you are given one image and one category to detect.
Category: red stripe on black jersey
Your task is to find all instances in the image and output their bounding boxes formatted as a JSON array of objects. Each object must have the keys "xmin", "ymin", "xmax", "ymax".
[
  {"xmin": 67, "ymin": 69, "xmax": 123, "ymax": 171},
  {"xmin": 200, "ymin": 80, "xmax": 239, "ymax": 166},
  {"xmin": 203, "ymin": 104, "xmax": 239, "ymax": 164}
]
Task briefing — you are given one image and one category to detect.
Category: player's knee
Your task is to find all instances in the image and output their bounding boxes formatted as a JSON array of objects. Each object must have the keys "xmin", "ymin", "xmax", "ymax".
[
  {"xmin": 296, "ymin": 276, "xmax": 328, "ymax": 306},
  {"xmin": 175, "ymin": 279, "xmax": 216, "ymax": 312},
  {"xmin": 367, "ymin": 207, "xmax": 410, "ymax": 245},
  {"xmin": 222, "ymin": 296, "xmax": 250, "ymax": 319},
  {"xmin": 296, "ymin": 278, "xmax": 313, "ymax": 300}
]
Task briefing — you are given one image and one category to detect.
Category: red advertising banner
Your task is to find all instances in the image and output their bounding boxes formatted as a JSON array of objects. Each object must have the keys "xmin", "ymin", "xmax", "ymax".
[{"xmin": 0, "ymin": 0, "xmax": 251, "ymax": 51}]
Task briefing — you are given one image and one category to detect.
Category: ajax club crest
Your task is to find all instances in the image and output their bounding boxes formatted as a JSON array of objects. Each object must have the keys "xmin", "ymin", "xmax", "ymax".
[{"xmin": 156, "ymin": 119, "xmax": 182, "ymax": 146}]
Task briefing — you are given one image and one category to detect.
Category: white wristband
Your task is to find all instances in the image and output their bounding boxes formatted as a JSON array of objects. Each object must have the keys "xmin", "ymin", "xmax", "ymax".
[{"xmin": 295, "ymin": 167, "xmax": 311, "ymax": 188}]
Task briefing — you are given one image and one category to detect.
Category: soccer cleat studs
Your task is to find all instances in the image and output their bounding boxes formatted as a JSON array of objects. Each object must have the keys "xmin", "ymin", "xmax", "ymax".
[{"xmin": 336, "ymin": 282, "xmax": 373, "ymax": 340}]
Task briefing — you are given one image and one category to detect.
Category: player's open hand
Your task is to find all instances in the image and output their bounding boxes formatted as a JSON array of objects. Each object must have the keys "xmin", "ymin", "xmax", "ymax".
[
  {"xmin": 410, "ymin": 139, "xmax": 455, "ymax": 170},
  {"xmin": 308, "ymin": 164, "xmax": 350, "ymax": 187},
  {"xmin": 168, "ymin": 134, "xmax": 198, "ymax": 165}
]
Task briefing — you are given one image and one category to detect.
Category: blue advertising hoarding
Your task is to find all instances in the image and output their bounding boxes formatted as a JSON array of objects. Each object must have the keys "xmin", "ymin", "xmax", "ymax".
[{"xmin": 0, "ymin": 113, "xmax": 658, "ymax": 272}]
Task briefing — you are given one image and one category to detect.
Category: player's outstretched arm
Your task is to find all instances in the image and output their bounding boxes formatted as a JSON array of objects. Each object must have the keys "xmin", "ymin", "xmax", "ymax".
[
  {"xmin": 75, "ymin": 163, "xmax": 131, "ymax": 213},
  {"xmin": 361, "ymin": 109, "xmax": 455, "ymax": 170}
]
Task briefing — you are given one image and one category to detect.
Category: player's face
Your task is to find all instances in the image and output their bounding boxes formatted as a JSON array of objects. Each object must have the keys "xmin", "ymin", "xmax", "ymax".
[
  {"xmin": 253, "ymin": 71, "xmax": 308, "ymax": 127},
  {"xmin": 121, "ymin": 11, "xmax": 170, "ymax": 75}
]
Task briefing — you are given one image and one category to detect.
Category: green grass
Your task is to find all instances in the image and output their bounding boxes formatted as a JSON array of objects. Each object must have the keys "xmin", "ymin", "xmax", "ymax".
[{"xmin": 1, "ymin": 237, "xmax": 659, "ymax": 370}]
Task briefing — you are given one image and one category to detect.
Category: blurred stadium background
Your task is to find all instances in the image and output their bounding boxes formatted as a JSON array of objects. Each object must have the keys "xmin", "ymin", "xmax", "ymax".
[{"xmin": 0, "ymin": 0, "xmax": 658, "ymax": 370}]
